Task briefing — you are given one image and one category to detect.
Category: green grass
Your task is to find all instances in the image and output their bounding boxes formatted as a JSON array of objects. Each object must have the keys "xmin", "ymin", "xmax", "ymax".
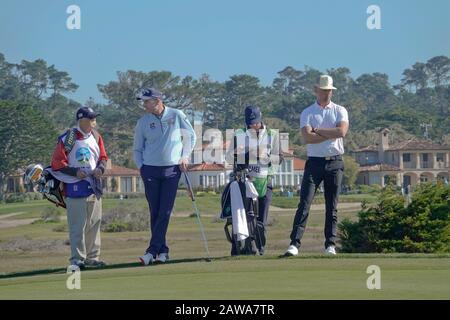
[
  {"xmin": 0, "ymin": 196, "xmax": 449, "ymax": 299},
  {"xmin": 0, "ymin": 200, "xmax": 53, "ymax": 216},
  {"xmin": 0, "ymin": 196, "xmax": 223, "ymax": 220},
  {"xmin": 1, "ymin": 256, "xmax": 449, "ymax": 299},
  {"xmin": 271, "ymin": 194, "xmax": 378, "ymax": 209}
]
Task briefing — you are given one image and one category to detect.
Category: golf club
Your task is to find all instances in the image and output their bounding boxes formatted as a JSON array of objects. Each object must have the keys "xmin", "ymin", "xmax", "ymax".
[{"xmin": 183, "ymin": 171, "xmax": 212, "ymax": 262}]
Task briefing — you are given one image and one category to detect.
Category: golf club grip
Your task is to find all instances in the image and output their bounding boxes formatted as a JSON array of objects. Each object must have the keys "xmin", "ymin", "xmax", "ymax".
[{"xmin": 184, "ymin": 172, "xmax": 195, "ymax": 201}]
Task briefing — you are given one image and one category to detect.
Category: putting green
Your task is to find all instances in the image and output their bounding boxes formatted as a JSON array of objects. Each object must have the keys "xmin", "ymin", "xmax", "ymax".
[{"xmin": 1, "ymin": 255, "xmax": 449, "ymax": 299}]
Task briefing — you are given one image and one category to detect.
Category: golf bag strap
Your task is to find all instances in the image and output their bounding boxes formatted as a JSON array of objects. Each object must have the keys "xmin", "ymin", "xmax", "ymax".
[
  {"xmin": 63, "ymin": 128, "xmax": 77, "ymax": 153},
  {"xmin": 63, "ymin": 128, "xmax": 100, "ymax": 154}
]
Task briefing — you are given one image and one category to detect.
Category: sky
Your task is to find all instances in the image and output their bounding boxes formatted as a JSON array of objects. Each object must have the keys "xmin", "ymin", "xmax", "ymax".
[{"xmin": 1, "ymin": 0, "xmax": 449, "ymax": 104}]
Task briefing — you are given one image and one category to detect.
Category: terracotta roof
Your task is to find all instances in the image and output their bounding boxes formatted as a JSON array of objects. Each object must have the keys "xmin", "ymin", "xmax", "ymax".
[
  {"xmin": 354, "ymin": 139, "xmax": 450, "ymax": 153},
  {"xmin": 294, "ymin": 158, "xmax": 306, "ymax": 170},
  {"xmin": 359, "ymin": 164, "xmax": 401, "ymax": 172},
  {"xmin": 387, "ymin": 139, "xmax": 450, "ymax": 151},
  {"xmin": 105, "ymin": 165, "xmax": 139, "ymax": 176},
  {"xmin": 195, "ymin": 141, "xmax": 231, "ymax": 150},
  {"xmin": 282, "ymin": 151, "xmax": 295, "ymax": 157},
  {"xmin": 188, "ymin": 163, "xmax": 226, "ymax": 171}
]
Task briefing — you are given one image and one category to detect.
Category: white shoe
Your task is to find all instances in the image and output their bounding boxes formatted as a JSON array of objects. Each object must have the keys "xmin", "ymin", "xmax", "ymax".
[
  {"xmin": 284, "ymin": 245, "xmax": 298, "ymax": 256},
  {"xmin": 156, "ymin": 253, "xmax": 169, "ymax": 263},
  {"xmin": 139, "ymin": 252, "xmax": 155, "ymax": 265},
  {"xmin": 325, "ymin": 246, "xmax": 336, "ymax": 255}
]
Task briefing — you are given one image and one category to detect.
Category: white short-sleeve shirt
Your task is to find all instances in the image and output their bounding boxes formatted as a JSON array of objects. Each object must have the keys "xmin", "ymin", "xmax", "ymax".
[{"xmin": 300, "ymin": 101, "xmax": 349, "ymax": 157}]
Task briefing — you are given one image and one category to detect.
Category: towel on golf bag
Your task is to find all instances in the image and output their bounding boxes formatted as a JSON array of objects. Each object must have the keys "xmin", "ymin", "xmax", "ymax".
[
  {"xmin": 245, "ymin": 179, "xmax": 259, "ymax": 200},
  {"xmin": 230, "ymin": 180, "xmax": 249, "ymax": 241},
  {"xmin": 47, "ymin": 168, "xmax": 103, "ymax": 200}
]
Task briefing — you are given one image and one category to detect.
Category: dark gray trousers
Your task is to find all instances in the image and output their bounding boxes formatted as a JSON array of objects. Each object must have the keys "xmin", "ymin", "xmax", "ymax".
[{"xmin": 289, "ymin": 157, "xmax": 344, "ymax": 249}]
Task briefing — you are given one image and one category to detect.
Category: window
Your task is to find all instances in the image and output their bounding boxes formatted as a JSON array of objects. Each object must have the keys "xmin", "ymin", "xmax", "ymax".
[
  {"xmin": 437, "ymin": 153, "xmax": 444, "ymax": 162},
  {"xmin": 422, "ymin": 154, "xmax": 428, "ymax": 161},
  {"xmin": 282, "ymin": 160, "xmax": 292, "ymax": 172},
  {"xmin": 120, "ymin": 177, "xmax": 132, "ymax": 193},
  {"xmin": 281, "ymin": 161, "xmax": 286, "ymax": 172},
  {"xmin": 403, "ymin": 153, "xmax": 411, "ymax": 162},
  {"xmin": 199, "ymin": 175, "xmax": 204, "ymax": 187}
]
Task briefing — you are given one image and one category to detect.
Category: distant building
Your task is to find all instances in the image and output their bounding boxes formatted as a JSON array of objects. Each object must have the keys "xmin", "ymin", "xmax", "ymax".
[
  {"xmin": 183, "ymin": 133, "xmax": 304, "ymax": 189},
  {"xmin": 184, "ymin": 163, "xmax": 227, "ymax": 190},
  {"xmin": 352, "ymin": 128, "xmax": 450, "ymax": 188},
  {"xmin": 102, "ymin": 159, "xmax": 141, "ymax": 193}
]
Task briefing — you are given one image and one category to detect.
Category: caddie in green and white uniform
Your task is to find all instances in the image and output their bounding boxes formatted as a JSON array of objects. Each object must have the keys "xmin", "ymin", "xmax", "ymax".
[{"xmin": 232, "ymin": 105, "xmax": 284, "ymax": 255}]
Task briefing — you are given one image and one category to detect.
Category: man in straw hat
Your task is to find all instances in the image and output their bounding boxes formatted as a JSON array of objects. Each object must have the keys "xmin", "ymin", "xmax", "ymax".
[{"xmin": 284, "ymin": 75, "xmax": 349, "ymax": 256}]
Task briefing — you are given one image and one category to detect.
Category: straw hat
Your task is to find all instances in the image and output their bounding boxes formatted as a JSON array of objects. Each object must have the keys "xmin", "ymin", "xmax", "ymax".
[{"xmin": 316, "ymin": 75, "xmax": 337, "ymax": 90}]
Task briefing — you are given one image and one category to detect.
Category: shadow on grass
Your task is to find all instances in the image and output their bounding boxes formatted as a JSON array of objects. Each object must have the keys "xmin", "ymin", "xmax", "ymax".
[{"xmin": 0, "ymin": 256, "xmax": 229, "ymax": 280}]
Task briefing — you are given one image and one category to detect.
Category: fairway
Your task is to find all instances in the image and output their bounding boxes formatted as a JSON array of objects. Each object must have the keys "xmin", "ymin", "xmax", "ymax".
[{"xmin": 1, "ymin": 197, "xmax": 449, "ymax": 299}]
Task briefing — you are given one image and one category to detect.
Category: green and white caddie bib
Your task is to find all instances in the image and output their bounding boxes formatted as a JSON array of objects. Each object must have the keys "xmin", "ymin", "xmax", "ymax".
[{"xmin": 234, "ymin": 127, "xmax": 276, "ymax": 198}]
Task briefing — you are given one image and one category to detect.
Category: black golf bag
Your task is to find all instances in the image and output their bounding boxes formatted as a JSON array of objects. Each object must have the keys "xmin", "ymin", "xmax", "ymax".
[
  {"xmin": 24, "ymin": 164, "xmax": 66, "ymax": 208},
  {"xmin": 220, "ymin": 169, "xmax": 262, "ymax": 256}
]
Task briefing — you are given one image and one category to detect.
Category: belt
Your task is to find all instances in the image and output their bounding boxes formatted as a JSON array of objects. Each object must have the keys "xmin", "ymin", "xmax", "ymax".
[{"xmin": 308, "ymin": 155, "xmax": 343, "ymax": 161}]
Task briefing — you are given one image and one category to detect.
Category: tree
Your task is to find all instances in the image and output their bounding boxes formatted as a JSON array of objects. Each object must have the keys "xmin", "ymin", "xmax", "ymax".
[
  {"xmin": 272, "ymin": 90, "xmax": 315, "ymax": 127},
  {"xmin": 401, "ymin": 62, "xmax": 429, "ymax": 92},
  {"xmin": 17, "ymin": 59, "xmax": 49, "ymax": 102},
  {"xmin": 47, "ymin": 64, "xmax": 78, "ymax": 111},
  {"xmin": 222, "ymin": 74, "xmax": 265, "ymax": 129},
  {"xmin": 298, "ymin": 66, "xmax": 322, "ymax": 93},
  {"xmin": 0, "ymin": 53, "xmax": 21, "ymax": 101},
  {"xmin": 353, "ymin": 73, "xmax": 397, "ymax": 114},
  {"xmin": 196, "ymin": 74, "xmax": 227, "ymax": 129},
  {"xmin": 98, "ymin": 70, "xmax": 202, "ymax": 120},
  {"xmin": 339, "ymin": 184, "xmax": 450, "ymax": 253},
  {"xmin": 272, "ymin": 66, "xmax": 304, "ymax": 96},
  {"xmin": 426, "ymin": 55, "xmax": 450, "ymax": 87},
  {"xmin": 342, "ymin": 155, "xmax": 359, "ymax": 187},
  {"xmin": 0, "ymin": 101, "xmax": 57, "ymax": 199}
]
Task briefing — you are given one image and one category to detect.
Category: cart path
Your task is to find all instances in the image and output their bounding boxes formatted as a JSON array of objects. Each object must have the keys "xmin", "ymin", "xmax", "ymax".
[{"xmin": 172, "ymin": 202, "xmax": 362, "ymax": 217}]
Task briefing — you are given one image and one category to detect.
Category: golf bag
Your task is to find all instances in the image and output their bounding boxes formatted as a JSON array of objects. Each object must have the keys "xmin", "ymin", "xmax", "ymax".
[
  {"xmin": 24, "ymin": 164, "xmax": 66, "ymax": 208},
  {"xmin": 220, "ymin": 169, "xmax": 262, "ymax": 256}
]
